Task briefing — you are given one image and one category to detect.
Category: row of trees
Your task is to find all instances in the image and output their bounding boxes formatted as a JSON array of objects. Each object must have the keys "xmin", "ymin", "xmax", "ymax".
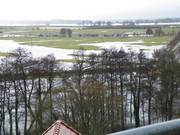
[
  {"xmin": 80, "ymin": 21, "xmax": 112, "ymax": 27},
  {"xmin": 146, "ymin": 27, "xmax": 165, "ymax": 36},
  {"xmin": 60, "ymin": 28, "xmax": 72, "ymax": 38},
  {"xmin": 0, "ymin": 48, "xmax": 57, "ymax": 134},
  {"xmin": 0, "ymin": 47, "xmax": 179, "ymax": 135}
]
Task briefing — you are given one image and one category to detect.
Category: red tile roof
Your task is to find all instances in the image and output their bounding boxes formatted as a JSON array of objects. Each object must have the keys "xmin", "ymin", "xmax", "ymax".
[{"xmin": 42, "ymin": 120, "xmax": 81, "ymax": 135}]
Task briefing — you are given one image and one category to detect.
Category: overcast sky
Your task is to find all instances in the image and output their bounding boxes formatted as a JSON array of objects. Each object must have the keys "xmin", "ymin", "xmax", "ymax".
[{"xmin": 0, "ymin": 0, "xmax": 180, "ymax": 20}]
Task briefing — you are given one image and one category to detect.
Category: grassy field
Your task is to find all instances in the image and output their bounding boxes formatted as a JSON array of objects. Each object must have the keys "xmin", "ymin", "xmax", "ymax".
[
  {"xmin": 58, "ymin": 59, "xmax": 77, "ymax": 63},
  {"xmin": 1, "ymin": 25, "xmax": 180, "ymax": 34},
  {"xmin": 0, "ymin": 26, "xmax": 179, "ymax": 50},
  {"xmin": 74, "ymin": 28, "xmax": 145, "ymax": 34},
  {"xmin": 1, "ymin": 36, "xmax": 172, "ymax": 48},
  {"xmin": 0, "ymin": 52, "xmax": 9, "ymax": 56}
]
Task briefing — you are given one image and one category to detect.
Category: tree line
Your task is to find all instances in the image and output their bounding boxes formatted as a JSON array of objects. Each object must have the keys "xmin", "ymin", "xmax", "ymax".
[{"xmin": 0, "ymin": 47, "xmax": 180, "ymax": 135}]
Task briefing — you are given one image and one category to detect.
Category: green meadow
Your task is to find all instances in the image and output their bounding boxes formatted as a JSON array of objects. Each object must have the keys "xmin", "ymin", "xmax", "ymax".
[{"xmin": 0, "ymin": 25, "xmax": 179, "ymax": 50}]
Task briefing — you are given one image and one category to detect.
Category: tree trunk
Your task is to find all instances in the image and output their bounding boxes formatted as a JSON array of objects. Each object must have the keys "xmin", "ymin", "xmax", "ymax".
[{"xmin": 120, "ymin": 75, "xmax": 125, "ymax": 130}]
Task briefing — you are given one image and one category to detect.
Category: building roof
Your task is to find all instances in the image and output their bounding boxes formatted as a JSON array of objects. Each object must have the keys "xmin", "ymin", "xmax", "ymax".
[{"xmin": 42, "ymin": 120, "xmax": 81, "ymax": 135}]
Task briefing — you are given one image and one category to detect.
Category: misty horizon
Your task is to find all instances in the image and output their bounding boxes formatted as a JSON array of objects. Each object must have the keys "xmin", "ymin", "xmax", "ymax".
[{"xmin": 0, "ymin": 0, "xmax": 180, "ymax": 21}]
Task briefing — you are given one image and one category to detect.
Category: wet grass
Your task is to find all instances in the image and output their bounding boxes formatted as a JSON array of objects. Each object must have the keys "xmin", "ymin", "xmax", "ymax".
[
  {"xmin": 0, "ymin": 26, "xmax": 178, "ymax": 50},
  {"xmin": 59, "ymin": 59, "xmax": 77, "ymax": 63},
  {"xmin": 0, "ymin": 36, "xmax": 171, "ymax": 50},
  {"xmin": 133, "ymin": 36, "xmax": 173, "ymax": 45},
  {"xmin": 74, "ymin": 28, "xmax": 145, "ymax": 34},
  {"xmin": 0, "ymin": 52, "xmax": 9, "ymax": 56}
]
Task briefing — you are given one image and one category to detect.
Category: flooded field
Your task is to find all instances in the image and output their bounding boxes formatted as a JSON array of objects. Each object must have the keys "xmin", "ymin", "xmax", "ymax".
[
  {"xmin": 0, "ymin": 40, "xmax": 165, "ymax": 60},
  {"xmin": 81, "ymin": 41, "xmax": 165, "ymax": 58},
  {"xmin": 0, "ymin": 40, "xmax": 100, "ymax": 59}
]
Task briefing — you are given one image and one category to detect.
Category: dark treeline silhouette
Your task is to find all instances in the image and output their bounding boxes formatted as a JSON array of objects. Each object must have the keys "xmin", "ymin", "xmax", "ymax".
[
  {"xmin": 0, "ymin": 47, "xmax": 180, "ymax": 135},
  {"xmin": 60, "ymin": 28, "xmax": 72, "ymax": 38}
]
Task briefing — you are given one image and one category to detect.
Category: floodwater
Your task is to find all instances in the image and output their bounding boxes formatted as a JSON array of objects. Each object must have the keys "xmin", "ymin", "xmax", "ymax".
[
  {"xmin": 0, "ymin": 40, "xmax": 100, "ymax": 59},
  {"xmin": 0, "ymin": 40, "xmax": 165, "ymax": 60},
  {"xmin": 81, "ymin": 40, "xmax": 165, "ymax": 58}
]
